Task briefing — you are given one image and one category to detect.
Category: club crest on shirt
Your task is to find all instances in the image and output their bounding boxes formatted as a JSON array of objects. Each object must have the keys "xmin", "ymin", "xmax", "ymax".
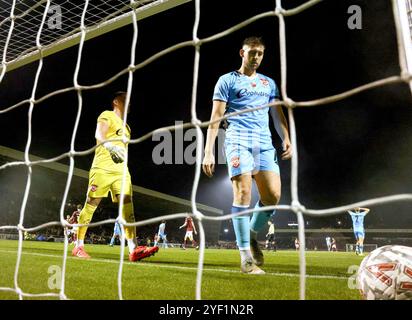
[
  {"xmin": 90, "ymin": 184, "xmax": 98, "ymax": 192},
  {"xmin": 260, "ymin": 78, "xmax": 269, "ymax": 86},
  {"xmin": 230, "ymin": 156, "xmax": 240, "ymax": 168}
]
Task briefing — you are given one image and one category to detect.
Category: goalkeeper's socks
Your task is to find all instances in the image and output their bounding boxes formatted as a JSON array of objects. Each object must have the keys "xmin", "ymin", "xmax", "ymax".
[
  {"xmin": 76, "ymin": 240, "xmax": 84, "ymax": 248},
  {"xmin": 77, "ymin": 203, "xmax": 98, "ymax": 241},
  {"xmin": 232, "ymin": 205, "xmax": 250, "ymax": 250},
  {"xmin": 127, "ymin": 238, "xmax": 137, "ymax": 254},
  {"xmin": 122, "ymin": 202, "xmax": 136, "ymax": 240},
  {"xmin": 250, "ymin": 201, "xmax": 275, "ymax": 233}
]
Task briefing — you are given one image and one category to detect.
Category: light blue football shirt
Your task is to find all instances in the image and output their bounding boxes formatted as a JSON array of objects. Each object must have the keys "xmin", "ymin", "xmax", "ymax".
[
  {"xmin": 213, "ymin": 71, "xmax": 280, "ymax": 149},
  {"xmin": 158, "ymin": 222, "xmax": 166, "ymax": 235},
  {"xmin": 349, "ymin": 211, "xmax": 366, "ymax": 232}
]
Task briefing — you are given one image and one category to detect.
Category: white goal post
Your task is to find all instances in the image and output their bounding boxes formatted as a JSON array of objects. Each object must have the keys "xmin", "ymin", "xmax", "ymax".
[
  {"xmin": 394, "ymin": 0, "xmax": 412, "ymax": 94},
  {"xmin": 0, "ymin": 0, "xmax": 191, "ymax": 74}
]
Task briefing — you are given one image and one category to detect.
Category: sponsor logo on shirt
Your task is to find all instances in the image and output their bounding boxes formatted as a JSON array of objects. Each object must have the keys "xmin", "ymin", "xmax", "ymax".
[{"xmin": 236, "ymin": 88, "xmax": 270, "ymax": 99}]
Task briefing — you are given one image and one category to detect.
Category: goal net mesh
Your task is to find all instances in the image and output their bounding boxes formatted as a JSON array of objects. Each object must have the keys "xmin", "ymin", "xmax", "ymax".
[{"xmin": 0, "ymin": 0, "xmax": 411, "ymax": 300}]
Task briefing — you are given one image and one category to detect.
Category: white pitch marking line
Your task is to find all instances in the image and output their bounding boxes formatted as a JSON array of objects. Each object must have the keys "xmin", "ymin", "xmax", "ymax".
[{"xmin": 0, "ymin": 249, "xmax": 349, "ymax": 280}]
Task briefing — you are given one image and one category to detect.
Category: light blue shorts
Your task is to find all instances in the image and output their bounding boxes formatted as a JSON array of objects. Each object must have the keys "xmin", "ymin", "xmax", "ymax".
[
  {"xmin": 224, "ymin": 143, "xmax": 280, "ymax": 178},
  {"xmin": 354, "ymin": 231, "xmax": 365, "ymax": 240}
]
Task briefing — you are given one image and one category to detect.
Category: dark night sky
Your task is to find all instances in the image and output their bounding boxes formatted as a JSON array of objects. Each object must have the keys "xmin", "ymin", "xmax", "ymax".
[{"xmin": 0, "ymin": 0, "xmax": 412, "ymax": 229}]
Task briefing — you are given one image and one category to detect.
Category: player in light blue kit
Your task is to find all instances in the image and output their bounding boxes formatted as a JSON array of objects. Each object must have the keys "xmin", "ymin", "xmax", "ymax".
[
  {"xmin": 202, "ymin": 37, "xmax": 292, "ymax": 274},
  {"xmin": 154, "ymin": 220, "xmax": 168, "ymax": 248},
  {"xmin": 109, "ymin": 221, "xmax": 122, "ymax": 246},
  {"xmin": 348, "ymin": 207, "xmax": 370, "ymax": 255}
]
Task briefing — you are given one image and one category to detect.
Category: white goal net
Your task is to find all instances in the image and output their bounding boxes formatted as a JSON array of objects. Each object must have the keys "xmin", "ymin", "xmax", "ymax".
[{"xmin": 0, "ymin": 0, "xmax": 411, "ymax": 301}]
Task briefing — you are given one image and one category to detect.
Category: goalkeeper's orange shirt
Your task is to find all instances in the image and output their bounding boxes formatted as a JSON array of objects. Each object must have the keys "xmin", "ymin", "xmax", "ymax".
[{"xmin": 91, "ymin": 110, "xmax": 131, "ymax": 174}]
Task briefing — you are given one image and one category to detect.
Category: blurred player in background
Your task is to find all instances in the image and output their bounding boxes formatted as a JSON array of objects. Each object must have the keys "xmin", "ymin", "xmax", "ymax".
[
  {"xmin": 109, "ymin": 221, "xmax": 122, "ymax": 246},
  {"xmin": 179, "ymin": 215, "xmax": 198, "ymax": 249},
  {"xmin": 348, "ymin": 207, "xmax": 370, "ymax": 255},
  {"xmin": 72, "ymin": 91, "xmax": 158, "ymax": 261},
  {"xmin": 294, "ymin": 237, "xmax": 300, "ymax": 251},
  {"xmin": 67, "ymin": 204, "xmax": 82, "ymax": 245},
  {"xmin": 202, "ymin": 36, "xmax": 292, "ymax": 274},
  {"xmin": 154, "ymin": 220, "xmax": 168, "ymax": 248},
  {"xmin": 330, "ymin": 237, "xmax": 337, "ymax": 252},
  {"xmin": 325, "ymin": 236, "xmax": 331, "ymax": 251},
  {"xmin": 265, "ymin": 220, "xmax": 276, "ymax": 251}
]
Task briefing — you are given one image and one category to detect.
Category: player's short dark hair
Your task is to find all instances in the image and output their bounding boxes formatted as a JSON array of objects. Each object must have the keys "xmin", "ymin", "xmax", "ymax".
[
  {"xmin": 242, "ymin": 36, "xmax": 265, "ymax": 48},
  {"xmin": 111, "ymin": 91, "xmax": 127, "ymax": 105}
]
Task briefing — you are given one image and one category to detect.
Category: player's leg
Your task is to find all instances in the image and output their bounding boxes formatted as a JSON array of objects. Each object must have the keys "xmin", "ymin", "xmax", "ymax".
[
  {"xmin": 73, "ymin": 196, "xmax": 102, "ymax": 258},
  {"xmin": 354, "ymin": 232, "xmax": 360, "ymax": 255},
  {"xmin": 117, "ymin": 194, "xmax": 158, "ymax": 261},
  {"xmin": 250, "ymin": 170, "xmax": 281, "ymax": 266},
  {"xmin": 123, "ymin": 195, "xmax": 159, "ymax": 261},
  {"xmin": 358, "ymin": 234, "xmax": 365, "ymax": 255},
  {"xmin": 183, "ymin": 234, "xmax": 188, "ymax": 249},
  {"xmin": 117, "ymin": 194, "xmax": 138, "ymax": 252},
  {"xmin": 72, "ymin": 228, "xmax": 77, "ymax": 245},
  {"xmin": 74, "ymin": 169, "xmax": 113, "ymax": 257},
  {"xmin": 225, "ymin": 143, "xmax": 263, "ymax": 274},
  {"xmin": 189, "ymin": 232, "xmax": 196, "ymax": 247},
  {"xmin": 232, "ymin": 173, "xmax": 264, "ymax": 274},
  {"xmin": 163, "ymin": 235, "xmax": 168, "ymax": 248},
  {"xmin": 109, "ymin": 232, "xmax": 116, "ymax": 246},
  {"xmin": 112, "ymin": 175, "xmax": 158, "ymax": 261}
]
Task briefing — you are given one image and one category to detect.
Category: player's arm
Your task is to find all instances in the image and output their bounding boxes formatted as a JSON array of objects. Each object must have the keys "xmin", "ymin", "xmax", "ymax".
[
  {"xmin": 179, "ymin": 221, "xmax": 187, "ymax": 229},
  {"xmin": 68, "ymin": 212, "xmax": 76, "ymax": 224},
  {"xmin": 359, "ymin": 207, "xmax": 370, "ymax": 214},
  {"xmin": 95, "ymin": 119, "xmax": 125, "ymax": 163},
  {"xmin": 202, "ymin": 100, "xmax": 226, "ymax": 177},
  {"xmin": 269, "ymin": 101, "xmax": 292, "ymax": 160}
]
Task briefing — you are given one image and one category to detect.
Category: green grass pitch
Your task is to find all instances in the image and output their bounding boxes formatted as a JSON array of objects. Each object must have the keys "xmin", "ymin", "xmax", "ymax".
[{"xmin": 0, "ymin": 240, "xmax": 364, "ymax": 300}]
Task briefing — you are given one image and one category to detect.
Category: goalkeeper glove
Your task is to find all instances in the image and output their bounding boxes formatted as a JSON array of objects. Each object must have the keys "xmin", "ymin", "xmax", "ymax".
[{"xmin": 104, "ymin": 142, "xmax": 125, "ymax": 164}]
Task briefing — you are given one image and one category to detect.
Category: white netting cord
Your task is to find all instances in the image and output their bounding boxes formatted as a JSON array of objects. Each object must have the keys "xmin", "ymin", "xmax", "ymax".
[
  {"xmin": 188, "ymin": 0, "xmax": 207, "ymax": 301},
  {"xmin": 0, "ymin": 0, "xmax": 16, "ymax": 85},
  {"xmin": 55, "ymin": 0, "xmax": 92, "ymax": 302},
  {"xmin": 276, "ymin": 0, "xmax": 307, "ymax": 300},
  {"xmin": 116, "ymin": 0, "xmax": 140, "ymax": 301},
  {"xmin": 11, "ymin": 0, "xmax": 56, "ymax": 300}
]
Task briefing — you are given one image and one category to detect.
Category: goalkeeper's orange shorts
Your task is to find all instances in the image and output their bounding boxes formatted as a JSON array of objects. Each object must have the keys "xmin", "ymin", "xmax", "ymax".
[{"xmin": 87, "ymin": 168, "xmax": 133, "ymax": 203}]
